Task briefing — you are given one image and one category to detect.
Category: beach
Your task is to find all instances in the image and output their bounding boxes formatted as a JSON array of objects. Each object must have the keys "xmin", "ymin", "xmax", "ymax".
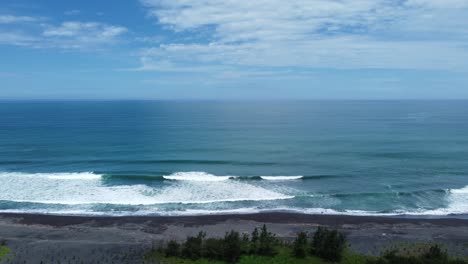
[{"xmin": 1, "ymin": 212, "xmax": 468, "ymax": 263}]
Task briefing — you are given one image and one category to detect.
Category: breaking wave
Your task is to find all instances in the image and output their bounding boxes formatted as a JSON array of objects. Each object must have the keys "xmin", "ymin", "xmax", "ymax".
[{"xmin": 0, "ymin": 172, "xmax": 468, "ymax": 217}]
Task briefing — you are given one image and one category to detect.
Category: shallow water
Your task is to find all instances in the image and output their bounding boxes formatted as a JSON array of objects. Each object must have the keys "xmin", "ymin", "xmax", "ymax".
[{"xmin": 1, "ymin": 100, "xmax": 467, "ymax": 216}]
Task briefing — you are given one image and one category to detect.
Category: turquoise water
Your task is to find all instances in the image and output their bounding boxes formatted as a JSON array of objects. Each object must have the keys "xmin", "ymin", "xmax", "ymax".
[{"xmin": 0, "ymin": 100, "xmax": 468, "ymax": 216}]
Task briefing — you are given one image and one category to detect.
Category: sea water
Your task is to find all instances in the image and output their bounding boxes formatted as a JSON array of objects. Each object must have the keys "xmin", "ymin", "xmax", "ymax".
[{"xmin": 0, "ymin": 100, "xmax": 467, "ymax": 216}]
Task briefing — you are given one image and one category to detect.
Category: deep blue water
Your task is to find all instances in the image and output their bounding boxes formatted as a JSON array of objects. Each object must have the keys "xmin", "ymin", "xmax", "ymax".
[{"xmin": 0, "ymin": 100, "xmax": 468, "ymax": 216}]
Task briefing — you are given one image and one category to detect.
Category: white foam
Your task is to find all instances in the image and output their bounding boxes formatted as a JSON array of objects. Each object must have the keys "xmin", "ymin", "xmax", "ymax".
[
  {"xmin": 260, "ymin": 176, "xmax": 303, "ymax": 181},
  {"xmin": 450, "ymin": 186, "xmax": 468, "ymax": 194},
  {"xmin": 46, "ymin": 172, "xmax": 102, "ymax": 180},
  {"xmin": 2, "ymin": 171, "xmax": 468, "ymax": 217},
  {"xmin": 163, "ymin": 172, "xmax": 232, "ymax": 181},
  {"xmin": 0, "ymin": 171, "xmax": 293, "ymax": 206}
]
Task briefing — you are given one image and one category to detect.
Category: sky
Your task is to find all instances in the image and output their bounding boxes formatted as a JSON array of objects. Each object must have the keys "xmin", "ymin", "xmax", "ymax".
[{"xmin": 0, "ymin": 0, "xmax": 468, "ymax": 100}]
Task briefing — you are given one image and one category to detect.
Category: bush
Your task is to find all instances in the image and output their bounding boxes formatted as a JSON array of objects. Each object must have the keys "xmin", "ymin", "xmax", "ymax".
[
  {"xmin": 258, "ymin": 224, "xmax": 277, "ymax": 256},
  {"xmin": 223, "ymin": 231, "xmax": 242, "ymax": 263},
  {"xmin": 311, "ymin": 226, "xmax": 346, "ymax": 262},
  {"xmin": 182, "ymin": 231, "xmax": 205, "ymax": 260},
  {"xmin": 423, "ymin": 244, "xmax": 448, "ymax": 261},
  {"xmin": 203, "ymin": 238, "xmax": 224, "ymax": 260},
  {"xmin": 240, "ymin": 233, "xmax": 250, "ymax": 255},
  {"xmin": 250, "ymin": 227, "xmax": 259, "ymax": 254},
  {"xmin": 293, "ymin": 231, "xmax": 308, "ymax": 258},
  {"xmin": 165, "ymin": 240, "xmax": 180, "ymax": 257},
  {"xmin": 368, "ymin": 244, "xmax": 466, "ymax": 264}
]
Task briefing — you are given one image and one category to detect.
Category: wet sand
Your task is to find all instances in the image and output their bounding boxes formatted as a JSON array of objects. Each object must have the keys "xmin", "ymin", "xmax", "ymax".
[{"xmin": 1, "ymin": 212, "xmax": 468, "ymax": 263}]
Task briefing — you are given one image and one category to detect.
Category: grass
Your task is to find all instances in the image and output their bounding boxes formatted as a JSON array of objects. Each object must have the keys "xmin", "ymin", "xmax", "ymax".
[{"xmin": 0, "ymin": 245, "xmax": 11, "ymax": 260}]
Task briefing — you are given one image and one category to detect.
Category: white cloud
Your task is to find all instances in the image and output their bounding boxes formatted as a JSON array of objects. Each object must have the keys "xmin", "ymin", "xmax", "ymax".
[
  {"xmin": 141, "ymin": 0, "xmax": 396, "ymax": 43},
  {"xmin": 0, "ymin": 18, "xmax": 128, "ymax": 50},
  {"xmin": 41, "ymin": 22, "xmax": 127, "ymax": 49},
  {"xmin": 0, "ymin": 32, "xmax": 36, "ymax": 46},
  {"xmin": 0, "ymin": 15, "xmax": 39, "ymax": 24},
  {"xmin": 139, "ymin": 0, "xmax": 468, "ymax": 71},
  {"xmin": 43, "ymin": 22, "xmax": 127, "ymax": 40}
]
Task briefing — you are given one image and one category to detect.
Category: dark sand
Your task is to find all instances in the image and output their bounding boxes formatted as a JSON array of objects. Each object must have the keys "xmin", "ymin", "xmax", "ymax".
[{"xmin": 1, "ymin": 212, "xmax": 468, "ymax": 263}]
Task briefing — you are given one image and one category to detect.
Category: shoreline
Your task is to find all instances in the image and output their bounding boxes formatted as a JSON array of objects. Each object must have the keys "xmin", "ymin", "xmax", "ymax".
[{"xmin": 1, "ymin": 212, "xmax": 468, "ymax": 263}]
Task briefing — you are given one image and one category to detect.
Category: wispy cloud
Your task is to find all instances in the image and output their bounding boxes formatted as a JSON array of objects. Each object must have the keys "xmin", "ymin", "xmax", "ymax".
[
  {"xmin": 0, "ymin": 14, "xmax": 40, "ymax": 24},
  {"xmin": 0, "ymin": 32, "xmax": 37, "ymax": 46},
  {"xmin": 139, "ymin": 0, "xmax": 468, "ymax": 71},
  {"xmin": 0, "ymin": 15, "xmax": 128, "ymax": 50}
]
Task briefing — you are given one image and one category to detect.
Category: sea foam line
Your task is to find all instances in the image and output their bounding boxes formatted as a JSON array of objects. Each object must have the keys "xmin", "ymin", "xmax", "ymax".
[{"xmin": 0, "ymin": 171, "xmax": 305, "ymax": 182}]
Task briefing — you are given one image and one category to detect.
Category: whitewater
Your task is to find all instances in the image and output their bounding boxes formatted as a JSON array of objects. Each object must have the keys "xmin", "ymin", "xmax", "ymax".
[{"xmin": 0, "ymin": 171, "xmax": 467, "ymax": 216}]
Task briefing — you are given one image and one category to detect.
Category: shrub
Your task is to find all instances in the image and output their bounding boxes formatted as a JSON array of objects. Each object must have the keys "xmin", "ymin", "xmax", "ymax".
[
  {"xmin": 367, "ymin": 244, "xmax": 466, "ymax": 264},
  {"xmin": 293, "ymin": 231, "xmax": 308, "ymax": 258},
  {"xmin": 258, "ymin": 224, "xmax": 277, "ymax": 256},
  {"xmin": 203, "ymin": 238, "xmax": 224, "ymax": 260},
  {"xmin": 250, "ymin": 227, "xmax": 260, "ymax": 254},
  {"xmin": 165, "ymin": 240, "xmax": 180, "ymax": 257},
  {"xmin": 223, "ymin": 231, "xmax": 242, "ymax": 263},
  {"xmin": 423, "ymin": 244, "xmax": 448, "ymax": 261},
  {"xmin": 240, "ymin": 233, "xmax": 250, "ymax": 255},
  {"xmin": 311, "ymin": 226, "xmax": 346, "ymax": 262},
  {"xmin": 182, "ymin": 231, "xmax": 205, "ymax": 260}
]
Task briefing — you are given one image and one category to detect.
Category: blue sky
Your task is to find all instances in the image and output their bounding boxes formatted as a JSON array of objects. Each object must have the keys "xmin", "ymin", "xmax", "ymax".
[{"xmin": 1, "ymin": 0, "xmax": 468, "ymax": 99}]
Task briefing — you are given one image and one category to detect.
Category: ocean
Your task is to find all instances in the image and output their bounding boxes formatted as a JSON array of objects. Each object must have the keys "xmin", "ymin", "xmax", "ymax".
[{"xmin": 0, "ymin": 100, "xmax": 467, "ymax": 216}]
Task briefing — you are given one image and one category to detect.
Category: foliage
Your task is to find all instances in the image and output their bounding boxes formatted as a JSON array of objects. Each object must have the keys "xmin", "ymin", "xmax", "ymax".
[
  {"xmin": 0, "ymin": 245, "xmax": 11, "ymax": 261},
  {"xmin": 182, "ymin": 232, "xmax": 206, "ymax": 260},
  {"xmin": 203, "ymin": 238, "xmax": 224, "ymax": 260},
  {"xmin": 257, "ymin": 224, "xmax": 277, "ymax": 256},
  {"xmin": 223, "ymin": 231, "xmax": 242, "ymax": 263},
  {"xmin": 143, "ymin": 226, "xmax": 467, "ymax": 264},
  {"xmin": 240, "ymin": 233, "xmax": 250, "ymax": 255},
  {"xmin": 166, "ymin": 240, "xmax": 181, "ymax": 257},
  {"xmin": 311, "ymin": 226, "xmax": 347, "ymax": 262},
  {"xmin": 293, "ymin": 231, "xmax": 308, "ymax": 258},
  {"xmin": 367, "ymin": 244, "xmax": 466, "ymax": 264},
  {"xmin": 250, "ymin": 227, "xmax": 259, "ymax": 254}
]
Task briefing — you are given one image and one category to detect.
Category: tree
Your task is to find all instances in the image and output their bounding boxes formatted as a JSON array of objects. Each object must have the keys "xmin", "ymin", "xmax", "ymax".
[
  {"xmin": 250, "ymin": 227, "xmax": 259, "ymax": 254},
  {"xmin": 311, "ymin": 227, "xmax": 346, "ymax": 262},
  {"xmin": 293, "ymin": 231, "xmax": 308, "ymax": 258},
  {"xmin": 223, "ymin": 231, "xmax": 242, "ymax": 263},
  {"xmin": 164, "ymin": 240, "xmax": 180, "ymax": 257},
  {"xmin": 203, "ymin": 238, "xmax": 224, "ymax": 260},
  {"xmin": 258, "ymin": 224, "xmax": 277, "ymax": 256},
  {"xmin": 182, "ymin": 231, "xmax": 205, "ymax": 260}
]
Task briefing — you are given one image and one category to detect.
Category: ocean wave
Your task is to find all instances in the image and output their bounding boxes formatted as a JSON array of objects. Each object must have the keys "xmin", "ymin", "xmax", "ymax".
[
  {"xmin": 260, "ymin": 176, "xmax": 303, "ymax": 181},
  {"xmin": 1, "ymin": 171, "xmax": 468, "ymax": 217},
  {"xmin": 163, "ymin": 172, "xmax": 232, "ymax": 181},
  {"xmin": 0, "ymin": 171, "xmax": 313, "ymax": 182},
  {"xmin": 0, "ymin": 171, "xmax": 293, "ymax": 205},
  {"xmin": 162, "ymin": 172, "xmax": 304, "ymax": 182},
  {"xmin": 103, "ymin": 172, "xmax": 338, "ymax": 182}
]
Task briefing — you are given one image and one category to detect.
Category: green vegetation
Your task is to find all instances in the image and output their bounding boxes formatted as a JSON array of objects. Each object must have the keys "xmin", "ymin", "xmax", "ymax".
[
  {"xmin": 292, "ymin": 231, "xmax": 308, "ymax": 258},
  {"xmin": 368, "ymin": 244, "xmax": 467, "ymax": 264},
  {"xmin": 144, "ymin": 225, "xmax": 468, "ymax": 264},
  {"xmin": 0, "ymin": 245, "xmax": 11, "ymax": 261},
  {"xmin": 311, "ymin": 226, "xmax": 347, "ymax": 262}
]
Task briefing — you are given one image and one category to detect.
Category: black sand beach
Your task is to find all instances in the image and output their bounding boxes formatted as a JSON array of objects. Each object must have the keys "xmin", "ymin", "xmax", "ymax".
[{"xmin": 1, "ymin": 212, "xmax": 468, "ymax": 263}]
